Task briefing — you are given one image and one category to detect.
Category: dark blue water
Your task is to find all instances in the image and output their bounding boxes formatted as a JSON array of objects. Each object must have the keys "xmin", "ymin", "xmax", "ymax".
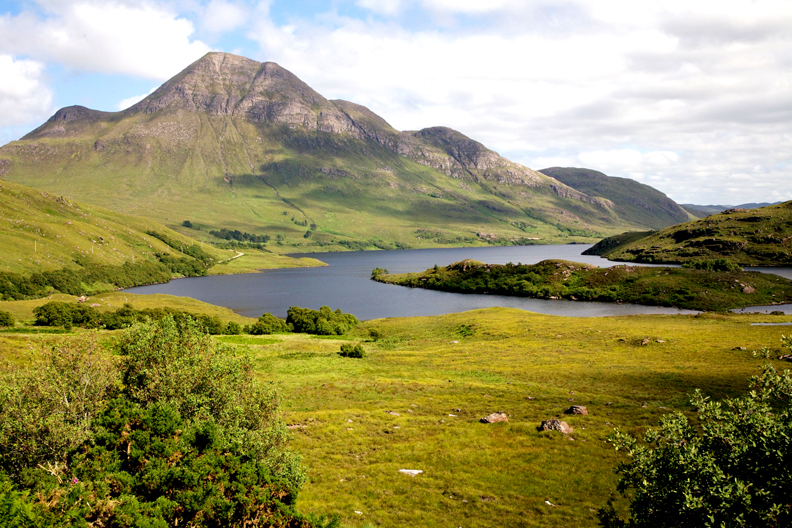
[{"xmin": 125, "ymin": 244, "xmax": 710, "ymax": 319}]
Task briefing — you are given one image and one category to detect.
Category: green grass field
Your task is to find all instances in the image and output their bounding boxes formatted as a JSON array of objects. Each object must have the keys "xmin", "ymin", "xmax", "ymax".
[
  {"xmin": 209, "ymin": 308, "xmax": 792, "ymax": 527},
  {"xmin": 2, "ymin": 300, "xmax": 791, "ymax": 526}
]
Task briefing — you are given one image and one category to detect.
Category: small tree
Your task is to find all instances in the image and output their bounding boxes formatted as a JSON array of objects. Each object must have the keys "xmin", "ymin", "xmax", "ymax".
[
  {"xmin": 0, "ymin": 311, "xmax": 13, "ymax": 327},
  {"xmin": 599, "ymin": 360, "xmax": 792, "ymax": 528}
]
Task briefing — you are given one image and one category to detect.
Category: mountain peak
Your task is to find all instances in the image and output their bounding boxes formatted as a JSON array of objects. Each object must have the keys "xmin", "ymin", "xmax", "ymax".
[{"xmin": 128, "ymin": 52, "xmax": 333, "ymax": 122}]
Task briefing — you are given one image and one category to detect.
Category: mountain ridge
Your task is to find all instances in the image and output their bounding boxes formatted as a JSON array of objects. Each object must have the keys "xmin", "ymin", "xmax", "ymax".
[{"xmin": 1, "ymin": 52, "xmax": 689, "ymax": 250}]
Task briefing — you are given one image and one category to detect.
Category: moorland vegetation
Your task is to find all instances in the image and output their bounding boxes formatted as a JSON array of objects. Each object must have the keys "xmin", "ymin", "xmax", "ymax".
[
  {"xmin": 1, "ymin": 292, "xmax": 792, "ymax": 526},
  {"xmin": 373, "ymin": 258, "xmax": 792, "ymax": 311},
  {"xmin": 584, "ymin": 201, "xmax": 792, "ymax": 266}
]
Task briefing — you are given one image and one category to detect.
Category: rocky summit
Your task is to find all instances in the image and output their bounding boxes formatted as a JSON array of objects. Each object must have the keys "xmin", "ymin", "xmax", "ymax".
[{"xmin": 0, "ymin": 52, "xmax": 688, "ymax": 251}]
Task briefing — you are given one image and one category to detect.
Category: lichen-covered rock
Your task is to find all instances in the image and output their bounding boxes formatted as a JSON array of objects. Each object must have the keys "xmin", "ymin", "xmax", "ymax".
[
  {"xmin": 480, "ymin": 412, "xmax": 509, "ymax": 424},
  {"xmin": 537, "ymin": 419, "xmax": 573, "ymax": 434},
  {"xmin": 564, "ymin": 405, "xmax": 588, "ymax": 415}
]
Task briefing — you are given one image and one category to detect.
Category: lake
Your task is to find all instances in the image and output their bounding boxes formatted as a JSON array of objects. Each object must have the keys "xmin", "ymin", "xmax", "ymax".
[{"xmin": 125, "ymin": 244, "xmax": 716, "ymax": 319}]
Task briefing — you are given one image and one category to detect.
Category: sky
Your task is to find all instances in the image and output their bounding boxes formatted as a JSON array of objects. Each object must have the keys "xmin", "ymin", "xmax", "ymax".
[{"xmin": 0, "ymin": 0, "xmax": 790, "ymax": 205}]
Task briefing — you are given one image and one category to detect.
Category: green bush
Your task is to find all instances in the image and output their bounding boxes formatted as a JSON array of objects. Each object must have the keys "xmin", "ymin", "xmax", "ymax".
[
  {"xmin": 250, "ymin": 313, "xmax": 288, "ymax": 334},
  {"xmin": 286, "ymin": 306, "xmax": 358, "ymax": 335},
  {"xmin": 0, "ymin": 311, "xmax": 13, "ymax": 327},
  {"xmin": 598, "ymin": 359, "xmax": 792, "ymax": 528},
  {"xmin": 339, "ymin": 344, "xmax": 366, "ymax": 358},
  {"xmin": 0, "ymin": 317, "xmax": 317, "ymax": 527}
]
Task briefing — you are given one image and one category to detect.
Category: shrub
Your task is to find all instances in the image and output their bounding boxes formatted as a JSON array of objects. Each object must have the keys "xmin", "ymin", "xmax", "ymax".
[
  {"xmin": 0, "ymin": 317, "xmax": 316, "ymax": 527},
  {"xmin": 286, "ymin": 306, "xmax": 358, "ymax": 335},
  {"xmin": 598, "ymin": 359, "xmax": 792, "ymax": 528},
  {"xmin": 0, "ymin": 311, "xmax": 13, "ymax": 327},
  {"xmin": 250, "ymin": 313, "xmax": 288, "ymax": 334},
  {"xmin": 339, "ymin": 344, "xmax": 366, "ymax": 358},
  {"xmin": 225, "ymin": 321, "xmax": 242, "ymax": 335}
]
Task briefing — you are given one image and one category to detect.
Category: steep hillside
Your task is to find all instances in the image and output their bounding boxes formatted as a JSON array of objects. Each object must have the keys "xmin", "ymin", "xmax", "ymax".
[
  {"xmin": 584, "ymin": 201, "xmax": 792, "ymax": 266},
  {"xmin": 0, "ymin": 53, "xmax": 665, "ymax": 251},
  {"xmin": 539, "ymin": 167, "xmax": 693, "ymax": 229}
]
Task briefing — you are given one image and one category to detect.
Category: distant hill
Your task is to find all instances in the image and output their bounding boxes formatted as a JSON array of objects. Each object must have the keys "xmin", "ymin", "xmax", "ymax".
[
  {"xmin": 682, "ymin": 202, "xmax": 783, "ymax": 218},
  {"xmin": 584, "ymin": 201, "xmax": 792, "ymax": 266},
  {"xmin": 0, "ymin": 178, "xmax": 229, "ymax": 275},
  {"xmin": 0, "ymin": 52, "xmax": 681, "ymax": 251},
  {"xmin": 539, "ymin": 167, "xmax": 692, "ymax": 230}
]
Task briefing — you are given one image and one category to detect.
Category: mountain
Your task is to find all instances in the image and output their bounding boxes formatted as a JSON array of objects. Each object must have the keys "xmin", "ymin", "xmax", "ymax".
[
  {"xmin": 583, "ymin": 201, "xmax": 792, "ymax": 266},
  {"xmin": 0, "ymin": 52, "xmax": 676, "ymax": 251},
  {"xmin": 538, "ymin": 167, "xmax": 693, "ymax": 229},
  {"xmin": 681, "ymin": 202, "xmax": 783, "ymax": 218}
]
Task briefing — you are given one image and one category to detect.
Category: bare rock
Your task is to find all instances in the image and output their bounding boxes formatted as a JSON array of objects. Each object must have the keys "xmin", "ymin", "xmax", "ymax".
[
  {"xmin": 564, "ymin": 405, "xmax": 588, "ymax": 415},
  {"xmin": 537, "ymin": 419, "xmax": 573, "ymax": 434},
  {"xmin": 641, "ymin": 338, "xmax": 651, "ymax": 345},
  {"xmin": 480, "ymin": 412, "xmax": 508, "ymax": 424},
  {"xmin": 743, "ymin": 286, "xmax": 756, "ymax": 294}
]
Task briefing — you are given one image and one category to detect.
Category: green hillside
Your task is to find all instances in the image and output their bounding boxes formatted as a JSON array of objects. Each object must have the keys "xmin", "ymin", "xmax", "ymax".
[
  {"xmin": 539, "ymin": 167, "xmax": 693, "ymax": 229},
  {"xmin": 584, "ymin": 201, "xmax": 792, "ymax": 266},
  {"xmin": 0, "ymin": 178, "xmax": 319, "ymax": 296},
  {"xmin": 0, "ymin": 53, "xmax": 687, "ymax": 252}
]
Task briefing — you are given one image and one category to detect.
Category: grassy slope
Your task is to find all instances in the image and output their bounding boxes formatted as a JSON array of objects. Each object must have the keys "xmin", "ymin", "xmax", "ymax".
[
  {"xmin": 539, "ymin": 167, "xmax": 694, "ymax": 230},
  {"xmin": 0, "ymin": 178, "xmax": 321, "ymax": 276},
  {"xmin": 0, "ymin": 110, "xmax": 655, "ymax": 253},
  {"xmin": 225, "ymin": 308, "xmax": 792, "ymax": 527},
  {"xmin": 374, "ymin": 259, "xmax": 792, "ymax": 311},
  {"xmin": 584, "ymin": 201, "xmax": 792, "ymax": 266}
]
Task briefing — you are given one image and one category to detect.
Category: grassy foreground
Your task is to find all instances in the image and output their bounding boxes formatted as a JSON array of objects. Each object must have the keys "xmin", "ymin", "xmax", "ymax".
[
  {"xmin": 3, "ymin": 305, "xmax": 791, "ymax": 526},
  {"xmin": 219, "ymin": 308, "xmax": 792, "ymax": 527}
]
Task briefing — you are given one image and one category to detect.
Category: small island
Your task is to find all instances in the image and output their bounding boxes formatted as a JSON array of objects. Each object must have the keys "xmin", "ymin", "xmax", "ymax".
[{"xmin": 372, "ymin": 259, "xmax": 792, "ymax": 311}]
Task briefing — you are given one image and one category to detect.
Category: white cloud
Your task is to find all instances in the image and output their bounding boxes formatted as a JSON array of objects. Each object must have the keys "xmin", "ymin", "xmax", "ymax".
[
  {"xmin": 0, "ymin": 1, "xmax": 212, "ymax": 80},
  {"xmin": 201, "ymin": 0, "xmax": 248, "ymax": 34},
  {"xmin": 116, "ymin": 86, "xmax": 157, "ymax": 110},
  {"xmin": 0, "ymin": 55, "xmax": 53, "ymax": 127}
]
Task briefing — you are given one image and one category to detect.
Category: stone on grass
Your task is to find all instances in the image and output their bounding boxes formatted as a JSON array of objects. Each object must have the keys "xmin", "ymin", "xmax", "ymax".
[
  {"xmin": 564, "ymin": 405, "xmax": 588, "ymax": 415},
  {"xmin": 480, "ymin": 412, "xmax": 508, "ymax": 424},
  {"xmin": 537, "ymin": 419, "xmax": 573, "ymax": 434},
  {"xmin": 399, "ymin": 469, "xmax": 423, "ymax": 477}
]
